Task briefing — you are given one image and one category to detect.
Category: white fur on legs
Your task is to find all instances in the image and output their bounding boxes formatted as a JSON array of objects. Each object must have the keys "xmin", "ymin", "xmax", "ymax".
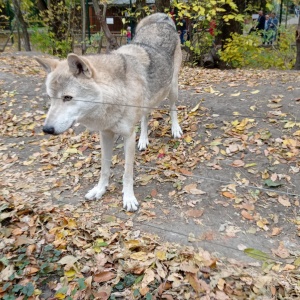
[
  {"xmin": 123, "ymin": 131, "xmax": 139, "ymax": 211},
  {"xmin": 85, "ymin": 130, "xmax": 114, "ymax": 201},
  {"xmin": 138, "ymin": 115, "xmax": 149, "ymax": 151},
  {"xmin": 169, "ymin": 79, "xmax": 182, "ymax": 138},
  {"xmin": 171, "ymin": 108, "xmax": 183, "ymax": 138}
]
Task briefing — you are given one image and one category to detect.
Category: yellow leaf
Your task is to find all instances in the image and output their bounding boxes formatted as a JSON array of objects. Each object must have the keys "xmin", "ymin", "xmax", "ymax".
[
  {"xmin": 190, "ymin": 102, "xmax": 201, "ymax": 112},
  {"xmin": 55, "ymin": 293, "xmax": 66, "ymax": 300},
  {"xmin": 74, "ymin": 161, "xmax": 83, "ymax": 168},
  {"xmin": 184, "ymin": 135, "xmax": 193, "ymax": 143},
  {"xmin": 65, "ymin": 268, "xmax": 76, "ymax": 281},
  {"xmin": 67, "ymin": 219, "xmax": 77, "ymax": 229},
  {"xmin": 65, "ymin": 148, "xmax": 78, "ymax": 154},
  {"xmin": 283, "ymin": 139, "xmax": 297, "ymax": 147},
  {"xmin": 130, "ymin": 251, "xmax": 148, "ymax": 261},
  {"xmin": 293, "ymin": 130, "xmax": 300, "ymax": 136},
  {"xmin": 156, "ymin": 250, "xmax": 167, "ymax": 261},
  {"xmin": 125, "ymin": 240, "xmax": 141, "ymax": 250},
  {"xmin": 231, "ymin": 92, "xmax": 240, "ymax": 96},
  {"xmin": 153, "ymin": 120, "xmax": 159, "ymax": 127},
  {"xmin": 231, "ymin": 120, "xmax": 239, "ymax": 127},
  {"xmin": 220, "ymin": 149, "xmax": 227, "ymax": 156},
  {"xmin": 257, "ymin": 218, "xmax": 269, "ymax": 230},
  {"xmin": 244, "ymin": 163, "xmax": 257, "ymax": 168},
  {"xmin": 236, "ymin": 118, "xmax": 249, "ymax": 131},
  {"xmin": 27, "ymin": 123, "xmax": 36, "ymax": 130},
  {"xmin": 251, "ymin": 90, "xmax": 260, "ymax": 94},
  {"xmin": 284, "ymin": 121, "xmax": 296, "ymax": 129},
  {"xmin": 210, "ymin": 86, "xmax": 217, "ymax": 94}
]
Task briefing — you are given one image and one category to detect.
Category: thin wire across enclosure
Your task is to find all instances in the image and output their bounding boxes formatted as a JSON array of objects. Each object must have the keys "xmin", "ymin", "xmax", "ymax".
[{"xmin": 1, "ymin": 91, "xmax": 297, "ymax": 122}]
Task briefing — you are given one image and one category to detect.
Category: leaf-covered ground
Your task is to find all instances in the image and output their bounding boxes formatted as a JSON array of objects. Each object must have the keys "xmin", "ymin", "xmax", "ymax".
[{"xmin": 1, "ymin": 52, "xmax": 300, "ymax": 299}]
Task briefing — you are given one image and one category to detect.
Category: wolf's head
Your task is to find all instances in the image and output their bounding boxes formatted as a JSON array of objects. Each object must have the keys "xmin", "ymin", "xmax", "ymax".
[{"xmin": 36, "ymin": 54, "xmax": 102, "ymax": 135}]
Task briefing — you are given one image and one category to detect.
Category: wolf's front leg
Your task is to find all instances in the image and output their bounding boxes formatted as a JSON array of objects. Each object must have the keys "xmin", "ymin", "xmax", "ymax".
[
  {"xmin": 85, "ymin": 130, "xmax": 114, "ymax": 200},
  {"xmin": 123, "ymin": 131, "xmax": 139, "ymax": 211},
  {"xmin": 138, "ymin": 114, "xmax": 149, "ymax": 151}
]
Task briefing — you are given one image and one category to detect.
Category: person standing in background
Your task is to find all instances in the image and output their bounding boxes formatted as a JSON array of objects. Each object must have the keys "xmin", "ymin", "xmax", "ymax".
[
  {"xmin": 268, "ymin": 12, "xmax": 278, "ymax": 44},
  {"xmin": 249, "ymin": 10, "xmax": 265, "ymax": 35},
  {"xmin": 263, "ymin": 14, "xmax": 270, "ymax": 44},
  {"xmin": 178, "ymin": 18, "xmax": 186, "ymax": 45},
  {"xmin": 126, "ymin": 26, "xmax": 131, "ymax": 44}
]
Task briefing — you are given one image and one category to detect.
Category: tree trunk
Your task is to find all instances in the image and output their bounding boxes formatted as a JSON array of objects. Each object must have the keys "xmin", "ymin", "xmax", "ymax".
[
  {"xmin": 37, "ymin": 0, "xmax": 48, "ymax": 11},
  {"xmin": 98, "ymin": 3, "xmax": 107, "ymax": 53},
  {"xmin": 155, "ymin": 0, "xmax": 170, "ymax": 12},
  {"xmin": 12, "ymin": 0, "xmax": 31, "ymax": 51},
  {"xmin": 92, "ymin": 0, "xmax": 119, "ymax": 52},
  {"xmin": 48, "ymin": 0, "xmax": 68, "ymax": 55},
  {"xmin": 81, "ymin": 0, "xmax": 86, "ymax": 54},
  {"xmin": 215, "ymin": 0, "xmax": 244, "ymax": 68},
  {"xmin": 294, "ymin": 15, "xmax": 300, "ymax": 70}
]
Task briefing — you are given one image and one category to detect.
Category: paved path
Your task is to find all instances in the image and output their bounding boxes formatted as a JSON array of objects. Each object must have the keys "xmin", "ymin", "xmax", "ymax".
[{"xmin": 286, "ymin": 15, "xmax": 299, "ymax": 25}]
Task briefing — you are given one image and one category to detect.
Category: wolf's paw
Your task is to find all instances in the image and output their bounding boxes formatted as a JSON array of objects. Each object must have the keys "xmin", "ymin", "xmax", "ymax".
[
  {"xmin": 123, "ymin": 196, "xmax": 139, "ymax": 211},
  {"xmin": 172, "ymin": 123, "xmax": 183, "ymax": 139},
  {"xmin": 85, "ymin": 186, "xmax": 106, "ymax": 200},
  {"xmin": 138, "ymin": 136, "xmax": 149, "ymax": 151}
]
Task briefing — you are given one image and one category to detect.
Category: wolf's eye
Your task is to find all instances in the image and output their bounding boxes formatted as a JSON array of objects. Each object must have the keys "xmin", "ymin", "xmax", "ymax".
[{"xmin": 63, "ymin": 95, "xmax": 73, "ymax": 102}]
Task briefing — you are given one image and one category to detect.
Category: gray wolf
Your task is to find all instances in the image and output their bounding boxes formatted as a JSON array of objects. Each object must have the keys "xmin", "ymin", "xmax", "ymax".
[{"xmin": 36, "ymin": 13, "xmax": 182, "ymax": 211}]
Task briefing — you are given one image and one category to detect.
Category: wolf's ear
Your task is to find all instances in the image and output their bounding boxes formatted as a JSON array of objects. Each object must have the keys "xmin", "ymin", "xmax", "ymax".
[
  {"xmin": 35, "ymin": 57, "xmax": 59, "ymax": 73},
  {"xmin": 67, "ymin": 54, "xmax": 93, "ymax": 78}
]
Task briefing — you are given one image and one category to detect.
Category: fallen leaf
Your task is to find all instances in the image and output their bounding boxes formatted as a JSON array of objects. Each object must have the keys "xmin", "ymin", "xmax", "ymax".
[
  {"xmin": 185, "ymin": 209, "xmax": 204, "ymax": 218},
  {"xmin": 244, "ymin": 248, "xmax": 270, "ymax": 261},
  {"xmin": 94, "ymin": 271, "xmax": 116, "ymax": 283},
  {"xmin": 241, "ymin": 210, "xmax": 253, "ymax": 220},
  {"xmin": 278, "ymin": 196, "xmax": 291, "ymax": 207},
  {"xmin": 183, "ymin": 183, "xmax": 205, "ymax": 195},
  {"xmin": 222, "ymin": 191, "xmax": 235, "ymax": 199}
]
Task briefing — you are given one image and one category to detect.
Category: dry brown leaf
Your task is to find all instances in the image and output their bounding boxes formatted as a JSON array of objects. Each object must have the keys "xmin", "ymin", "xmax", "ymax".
[
  {"xmin": 272, "ymin": 243, "xmax": 290, "ymax": 259},
  {"xmin": 278, "ymin": 196, "xmax": 291, "ymax": 207},
  {"xmin": 184, "ymin": 183, "xmax": 206, "ymax": 195},
  {"xmin": 185, "ymin": 209, "xmax": 204, "ymax": 218},
  {"xmin": 231, "ymin": 159, "xmax": 245, "ymax": 167},
  {"xmin": 241, "ymin": 210, "xmax": 253, "ymax": 220},
  {"xmin": 222, "ymin": 191, "xmax": 235, "ymax": 199},
  {"xmin": 271, "ymin": 227, "xmax": 282, "ymax": 236},
  {"xmin": 94, "ymin": 271, "xmax": 116, "ymax": 283}
]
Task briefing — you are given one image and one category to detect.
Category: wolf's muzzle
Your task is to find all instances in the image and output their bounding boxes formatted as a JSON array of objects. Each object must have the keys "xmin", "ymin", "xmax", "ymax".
[{"xmin": 43, "ymin": 126, "xmax": 56, "ymax": 135}]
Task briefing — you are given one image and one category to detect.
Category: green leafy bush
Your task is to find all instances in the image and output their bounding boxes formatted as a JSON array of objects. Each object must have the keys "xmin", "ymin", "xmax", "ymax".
[
  {"xmin": 219, "ymin": 28, "xmax": 296, "ymax": 69},
  {"xmin": 30, "ymin": 27, "xmax": 72, "ymax": 57}
]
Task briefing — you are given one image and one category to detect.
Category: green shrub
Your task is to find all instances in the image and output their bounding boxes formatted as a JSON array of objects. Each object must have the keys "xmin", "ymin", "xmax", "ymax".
[
  {"xmin": 219, "ymin": 27, "xmax": 296, "ymax": 69},
  {"xmin": 30, "ymin": 26, "xmax": 72, "ymax": 58}
]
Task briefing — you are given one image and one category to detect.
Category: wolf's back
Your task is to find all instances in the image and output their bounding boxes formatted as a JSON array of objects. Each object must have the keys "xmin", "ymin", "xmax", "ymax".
[
  {"xmin": 135, "ymin": 13, "xmax": 176, "ymax": 32},
  {"xmin": 132, "ymin": 13, "xmax": 179, "ymax": 56}
]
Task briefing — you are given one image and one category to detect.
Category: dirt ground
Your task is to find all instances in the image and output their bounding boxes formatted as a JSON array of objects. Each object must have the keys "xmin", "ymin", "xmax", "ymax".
[{"xmin": 1, "ymin": 51, "xmax": 300, "ymax": 266}]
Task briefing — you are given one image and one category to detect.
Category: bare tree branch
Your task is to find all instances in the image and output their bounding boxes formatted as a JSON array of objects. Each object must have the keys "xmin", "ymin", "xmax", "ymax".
[
  {"xmin": 92, "ymin": 0, "xmax": 119, "ymax": 52},
  {"xmin": 12, "ymin": 0, "xmax": 31, "ymax": 51}
]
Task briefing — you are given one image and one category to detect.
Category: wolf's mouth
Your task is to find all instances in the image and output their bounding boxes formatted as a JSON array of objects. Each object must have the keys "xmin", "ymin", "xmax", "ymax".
[{"xmin": 43, "ymin": 120, "xmax": 77, "ymax": 135}]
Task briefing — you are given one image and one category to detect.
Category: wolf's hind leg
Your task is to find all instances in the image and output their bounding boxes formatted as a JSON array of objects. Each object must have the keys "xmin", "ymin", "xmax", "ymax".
[
  {"xmin": 85, "ymin": 130, "xmax": 114, "ymax": 200},
  {"xmin": 138, "ymin": 114, "xmax": 149, "ymax": 151},
  {"xmin": 169, "ymin": 84, "xmax": 182, "ymax": 138},
  {"xmin": 123, "ymin": 131, "xmax": 139, "ymax": 211}
]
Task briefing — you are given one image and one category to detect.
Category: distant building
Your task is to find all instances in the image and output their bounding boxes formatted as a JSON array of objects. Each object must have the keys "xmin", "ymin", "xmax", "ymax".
[{"xmin": 88, "ymin": 0, "xmax": 155, "ymax": 33}]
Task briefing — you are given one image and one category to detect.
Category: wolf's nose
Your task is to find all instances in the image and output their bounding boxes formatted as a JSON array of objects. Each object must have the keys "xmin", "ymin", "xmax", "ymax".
[{"xmin": 43, "ymin": 126, "xmax": 55, "ymax": 135}]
